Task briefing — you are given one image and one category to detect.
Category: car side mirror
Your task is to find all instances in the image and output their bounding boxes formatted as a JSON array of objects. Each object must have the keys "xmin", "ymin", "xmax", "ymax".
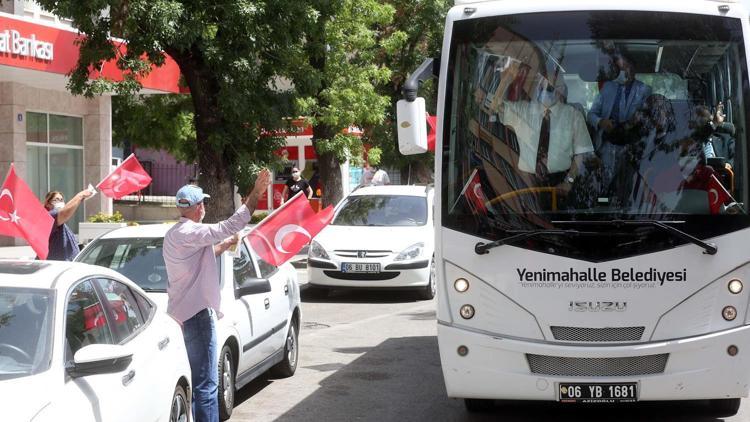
[
  {"xmin": 67, "ymin": 344, "xmax": 133, "ymax": 378},
  {"xmin": 235, "ymin": 277, "xmax": 272, "ymax": 298}
]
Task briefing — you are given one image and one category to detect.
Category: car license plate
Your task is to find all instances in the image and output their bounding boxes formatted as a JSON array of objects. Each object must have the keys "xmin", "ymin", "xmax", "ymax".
[
  {"xmin": 341, "ymin": 263, "xmax": 380, "ymax": 273},
  {"xmin": 558, "ymin": 383, "xmax": 637, "ymax": 403}
]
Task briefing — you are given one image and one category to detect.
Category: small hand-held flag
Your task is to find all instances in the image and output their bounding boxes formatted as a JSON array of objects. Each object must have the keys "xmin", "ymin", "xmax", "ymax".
[
  {"xmin": 0, "ymin": 164, "xmax": 55, "ymax": 259},
  {"xmin": 247, "ymin": 192, "xmax": 335, "ymax": 266},
  {"xmin": 708, "ymin": 173, "xmax": 733, "ymax": 214},
  {"xmin": 97, "ymin": 154, "xmax": 152, "ymax": 199},
  {"xmin": 460, "ymin": 169, "xmax": 488, "ymax": 215}
]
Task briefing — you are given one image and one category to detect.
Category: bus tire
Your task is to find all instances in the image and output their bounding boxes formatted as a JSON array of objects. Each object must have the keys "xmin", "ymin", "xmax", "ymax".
[
  {"xmin": 464, "ymin": 398, "xmax": 493, "ymax": 412},
  {"xmin": 707, "ymin": 398, "xmax": 740, "ymax": 417}
]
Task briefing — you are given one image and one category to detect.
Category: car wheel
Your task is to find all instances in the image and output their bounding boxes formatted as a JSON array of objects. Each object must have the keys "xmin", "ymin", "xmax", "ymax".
[
  {"xmin": 271, "ymin": 318, "xmax": 299, "ymax": 378},
  {"xmin": 170, "ymin": 384, "xmax": 189, "ymax": 422},
  {"xmin": 707, "ymin": 398, "xmax": 740, "ymax": 417},
  {"xmin": 464, "ymin": 398, "xmax": 493, "ymax": 412},
  {"xmin": 417, "ymin": 259, "xmax": 436, "ymax": 300},
  {"xmin": 218, "ymin": 345, "xmax": 235, "ymax": 421}
]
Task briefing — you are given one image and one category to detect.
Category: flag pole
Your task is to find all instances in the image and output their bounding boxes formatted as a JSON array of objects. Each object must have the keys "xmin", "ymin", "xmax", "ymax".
[{"xmin": 448, "ymin": 168, "xmax": 478, "ymax": 214}]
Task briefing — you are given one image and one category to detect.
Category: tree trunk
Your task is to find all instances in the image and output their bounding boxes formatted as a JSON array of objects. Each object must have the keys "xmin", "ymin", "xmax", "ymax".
[
  {"xmin": 313, "ymin": 125, "xmax": 344, "ymax": 208},
  {"xmin": 169, "ymin": 47, "xmax": 235, "ymax": 222}
]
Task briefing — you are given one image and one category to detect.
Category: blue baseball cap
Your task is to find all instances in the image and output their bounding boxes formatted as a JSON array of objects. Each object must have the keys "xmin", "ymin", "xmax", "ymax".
[{"xmin": 175, "ymin": 184, "xmax": 210, "ymax": 208}]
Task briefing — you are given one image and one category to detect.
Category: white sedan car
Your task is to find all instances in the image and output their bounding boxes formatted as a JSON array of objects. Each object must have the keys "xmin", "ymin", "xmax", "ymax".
[
  {"xmin": 0, "ymin": 260, "xmax": 191, "ymax": 422},
  {"xmin": 307, "ymin": 185, "xmax": 436, "ymax": 300},
  {"xmin": 76, "ymin": 223, "xmax": 301, "ymax": 421}
]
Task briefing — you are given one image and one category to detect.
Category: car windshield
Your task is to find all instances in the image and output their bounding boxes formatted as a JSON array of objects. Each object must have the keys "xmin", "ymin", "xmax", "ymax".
[
  {"xmin": 77, "ymin": 238, "xmax": 168, "ymax": 292},
  {"xmin": 333, "ymin": 195, "xmax": 428, "ymax": 226},
  {"xmin": 442, "ymin": 10, "xmax": 750, "ymax": 260},
  {"xmin": 0, "ymin": 288, "xmax": 54, "ymax": 380}
]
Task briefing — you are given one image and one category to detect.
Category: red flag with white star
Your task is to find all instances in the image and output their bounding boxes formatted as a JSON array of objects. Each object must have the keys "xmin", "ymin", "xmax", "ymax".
[
  {"xmin": 461, "ymin": 169, "xmax": 488, "ymax": 214},
  {"xmin": 0, "ymin": 164, "xmax": 55, "ymax": 259},
  {"xmin": 97, "ymin": 153, "xmax": 152, "ymax": 199}
]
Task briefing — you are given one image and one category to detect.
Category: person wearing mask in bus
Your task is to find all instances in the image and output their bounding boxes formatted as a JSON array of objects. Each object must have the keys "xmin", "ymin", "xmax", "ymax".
[
  {"xmin": 281, "ymin": 167, "xmax": 313, "ymax": 203},
  {"xmin": 497, "ymin": 75, "xmax": 596, "ymax": 197},
  {"xmin": 43, "ymin": 189, "xmax": 94, "ymax": 261},
  {"xmin": 588, "ymin": 52, "xmax": 652, "ymax": 195}
]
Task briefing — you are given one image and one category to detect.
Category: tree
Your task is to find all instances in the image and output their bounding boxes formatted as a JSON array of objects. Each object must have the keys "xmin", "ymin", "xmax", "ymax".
[
  {"xmin": 34, "ymin": 0, "xmax": 308, "ymax": 221},
  {"xmin": 369, "ymin": 0, "xmax": 451, "ymax": 183},
  {"xmin": 293, "ymin": 0, "xmax": 395, "ymax": 207},
  {"xmin": 112, "ymin": 94, "xmax": 196, "ymax": 162}
]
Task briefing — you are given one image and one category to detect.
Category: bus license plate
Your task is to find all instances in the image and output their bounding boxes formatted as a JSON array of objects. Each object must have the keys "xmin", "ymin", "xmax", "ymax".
[
  {"xmin": 558, "ymin": 383, "xmax": 637, "ymax": 403},
  {"xmin": 341, "ymin": 263, "xmax": 380, "ymax": 273}
]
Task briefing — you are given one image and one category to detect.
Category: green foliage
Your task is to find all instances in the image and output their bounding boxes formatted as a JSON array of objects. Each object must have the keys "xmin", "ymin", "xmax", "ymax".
[
  {"xmin": 250, "ymin": 211, "xmax": 269, "ymax": 224},
  {"xmin": 368, "ymin": 0, "xmax": 451, "ymax": 175},
  {"xmin": 113, "ymin": 94, "xmax": 197, "ymax": 161},
  {"xmin": 366, "ymin": 147, "xmax": 382, "ymax": 166},
  {"xmin": 293, "ymin": 0, "xmax": 396, "ymax": 142},
  {"xmin": 88, "ymin": 211, "xmax": 125, "ymax": 223}
]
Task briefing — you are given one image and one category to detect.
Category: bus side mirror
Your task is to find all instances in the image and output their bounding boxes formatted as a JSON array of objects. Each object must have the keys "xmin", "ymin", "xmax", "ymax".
[{"xmin": 397, "ymin": 98, "xmax": 428, "ymax": 155}]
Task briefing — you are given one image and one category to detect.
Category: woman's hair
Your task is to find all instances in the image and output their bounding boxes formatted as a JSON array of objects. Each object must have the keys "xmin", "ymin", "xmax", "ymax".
[{"xmin": 44, "ymin": 191, "xmax": 64, "ymax": 208}]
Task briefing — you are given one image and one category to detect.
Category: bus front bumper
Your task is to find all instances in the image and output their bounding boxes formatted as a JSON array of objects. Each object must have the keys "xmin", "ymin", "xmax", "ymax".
[{"xmin": 438, "ymin": 323, "xmax": 750, "ymax": 401}]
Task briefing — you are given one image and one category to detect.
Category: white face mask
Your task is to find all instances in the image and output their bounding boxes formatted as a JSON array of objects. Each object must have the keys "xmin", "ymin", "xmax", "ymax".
[
  {"xmin": 53, "ymin": 202, "xmax": 65, "ymax": 210},
  {"xmin": 538, "ymin": 90, "xmax": 558, "ymax": 108},
  {"xmin": 614, "ymin": 70, "xmax": 628, "ymax": 85}
]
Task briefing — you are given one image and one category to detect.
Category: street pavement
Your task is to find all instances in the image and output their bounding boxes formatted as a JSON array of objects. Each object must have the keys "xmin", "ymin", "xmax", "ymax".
[{"xmin": 228, "ymin": 266, "xmax": 750, "ymax": 422}]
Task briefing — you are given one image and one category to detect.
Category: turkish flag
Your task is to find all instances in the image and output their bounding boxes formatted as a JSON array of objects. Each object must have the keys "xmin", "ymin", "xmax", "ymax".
[
  {"xmin": 0, "ymin": 164, "xmax": 55, "ymax": 259},
  {"xmin": 97, "ymin": 154, "xmax": 152, "ymax": 199},
  {"xmin": 461, "ymin": 169, "xmax": 488, "ymax": 214},
  {"xmin": 707, "ymin": 173, "xmax": 733, "ymax": 214},
  {"xmin": 247, "ymin": 192, "xmax": 335, "ymax": 266}
]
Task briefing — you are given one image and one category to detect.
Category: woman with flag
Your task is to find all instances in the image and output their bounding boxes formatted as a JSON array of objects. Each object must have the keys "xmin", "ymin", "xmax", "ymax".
[{"xmin": 43, "ymin": 188, "xmax": 94, "ymax": 261}]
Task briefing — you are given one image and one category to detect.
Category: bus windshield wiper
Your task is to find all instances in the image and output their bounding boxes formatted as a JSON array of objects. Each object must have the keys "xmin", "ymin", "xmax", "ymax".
[
  {"xmin": 475, "ymin": 229, "xmax": 600, "ymax": 255},
  {"xmin": 552, "ymin": 220, "xmax": 717, "ymax": 255}
]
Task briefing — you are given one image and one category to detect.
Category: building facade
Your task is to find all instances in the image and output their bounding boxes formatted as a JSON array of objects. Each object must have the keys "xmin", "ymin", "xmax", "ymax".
[{"xmin": 0, "ymin": 2, "xmax": 180, "ymax": 246}]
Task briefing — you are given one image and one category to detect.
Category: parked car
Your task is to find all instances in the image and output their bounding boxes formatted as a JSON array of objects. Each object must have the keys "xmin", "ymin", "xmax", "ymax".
[
  {"xmin": 0, "ymin": 260, "xmax": 191, "ymax": 422},
  {"xmin": 76, "ymin": 223, "xmax": 301, "ymax": 420},
  {"xmin": 307, "ymin": 185, "xmax": 436, "ymax": 299}
]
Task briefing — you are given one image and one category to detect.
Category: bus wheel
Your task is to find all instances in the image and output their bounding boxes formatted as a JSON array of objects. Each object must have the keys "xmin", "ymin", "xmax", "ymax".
[
  {"xmin": 464, "ymin": 398, "xmax": 493, "ymax": 412},
  {"xmin": 707, "ymin": 398, "xmax": 740, "ymax": 417}
]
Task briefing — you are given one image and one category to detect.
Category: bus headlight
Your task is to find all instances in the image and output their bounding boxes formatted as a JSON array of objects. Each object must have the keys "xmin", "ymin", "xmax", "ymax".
[
  {"xmin": 460, "ymin": 304, "xmax": 475, "ymax": 319},
  {"xmin": 723, "ymin": 306, "xmax": 737, "ymax": 321},
  {"xmin": 454, "ymin": 278, "xmax": 469, "ymax": 292},
  {"xmin": 309, "ymin": 240, "xmax": 330, "ymax": 260},
  {"xmin": 728, "ymin": 279, "xmax": 743, "ymax": 294}
]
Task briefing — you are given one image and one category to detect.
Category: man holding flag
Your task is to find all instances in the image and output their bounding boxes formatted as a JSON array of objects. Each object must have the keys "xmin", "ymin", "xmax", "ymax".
[{"xmin": 163, "ymin": 169, "xmax": 271, "ymax": 422}]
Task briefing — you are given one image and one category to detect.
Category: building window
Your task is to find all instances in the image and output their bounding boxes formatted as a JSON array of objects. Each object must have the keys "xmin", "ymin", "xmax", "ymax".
[
  {"xmin": 21, "ymin": 1, "xmax": 73, "ymax": 26},
  {"xmin": 26, "ymin": 111, "xmax": 84, "ymax": 233}
]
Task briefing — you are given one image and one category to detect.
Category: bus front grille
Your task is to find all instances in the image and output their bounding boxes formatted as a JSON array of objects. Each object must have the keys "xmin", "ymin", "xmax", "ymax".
[
  {"xmin": 526, "ymin": 353, "xmax": 668, "ymax": 377},
  {"xmin": 550, "ymin": 326, "xmax": 645, "ymax": 342}
]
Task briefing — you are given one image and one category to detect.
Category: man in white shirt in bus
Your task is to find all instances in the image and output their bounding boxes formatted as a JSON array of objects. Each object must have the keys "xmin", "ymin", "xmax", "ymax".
[{"xmin": 497, "ymin": 75, "xmax": 595, "ymax": 194}]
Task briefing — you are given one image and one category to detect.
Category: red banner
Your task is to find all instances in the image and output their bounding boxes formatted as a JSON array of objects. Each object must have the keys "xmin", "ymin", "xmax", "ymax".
[
  {"xmin": 247, "ymin": 192, "xmax": 334, "ymax": 266},
  {"xmin": 0, "ymin": 164, "xmax": 55, "ymax": 259},
  {"xmin": 97, "ymin": 154, "xmax": 152, "ymax": 199}
]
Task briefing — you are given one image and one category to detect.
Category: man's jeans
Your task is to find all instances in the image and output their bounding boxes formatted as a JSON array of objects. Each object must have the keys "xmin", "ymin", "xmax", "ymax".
[{"xmin": 182, "ymin": 308, "xmax": 218, "ymax": 422}]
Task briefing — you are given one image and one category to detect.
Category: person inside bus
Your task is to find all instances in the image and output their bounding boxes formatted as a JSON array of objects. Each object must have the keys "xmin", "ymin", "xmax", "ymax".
[
  {"xmin": 496, "ymin": 75, "xmax": 596, "ymax": 198},
  {"xmin": 587, "ymin": 52, "xmax": 652, "ymax": 196}
]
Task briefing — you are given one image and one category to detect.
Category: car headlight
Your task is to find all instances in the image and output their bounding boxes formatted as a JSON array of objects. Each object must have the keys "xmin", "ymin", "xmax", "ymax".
[
  {"xmin": 394, "ymin": 242, "xmax": 424, "ymax": 261},
  {"xmin": 309, "ymin": 240, "xmax": 330, "ymax": 260}
]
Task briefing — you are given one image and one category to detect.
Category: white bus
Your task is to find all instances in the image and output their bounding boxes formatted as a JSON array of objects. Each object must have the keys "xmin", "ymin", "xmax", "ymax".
[{"xmin": 398, "ymin": 0, "xmax": 750, "ymax": 415}]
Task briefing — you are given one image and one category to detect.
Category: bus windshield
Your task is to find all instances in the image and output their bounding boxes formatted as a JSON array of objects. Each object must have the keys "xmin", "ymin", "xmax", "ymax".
[{"xmin": 442, "ymin": 10, "xmax": 750, "ymax": 260}]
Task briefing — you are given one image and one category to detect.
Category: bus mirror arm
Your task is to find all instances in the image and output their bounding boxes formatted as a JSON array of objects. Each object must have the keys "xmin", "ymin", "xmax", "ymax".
[{"xmin": 402, "ymin": 58, "xmax": 437, "ymax": 102}]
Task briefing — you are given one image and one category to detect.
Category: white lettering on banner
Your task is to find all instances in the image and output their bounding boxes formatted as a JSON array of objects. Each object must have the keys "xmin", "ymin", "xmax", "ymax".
[{"xmin": 0, "ymin": 29, "xmax": 54, "ymax": 61}]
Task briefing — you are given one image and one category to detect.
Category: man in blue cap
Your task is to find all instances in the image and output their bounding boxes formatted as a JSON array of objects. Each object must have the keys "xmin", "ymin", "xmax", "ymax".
[{"xmin": 163, "ymin": 169, "xmax": 271, "ymax": 422}]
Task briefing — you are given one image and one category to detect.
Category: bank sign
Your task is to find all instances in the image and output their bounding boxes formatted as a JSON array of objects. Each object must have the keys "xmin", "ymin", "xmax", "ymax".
[{"xmin": 0, "ymin": 29, "xmax": 53, "ymax": 61}]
